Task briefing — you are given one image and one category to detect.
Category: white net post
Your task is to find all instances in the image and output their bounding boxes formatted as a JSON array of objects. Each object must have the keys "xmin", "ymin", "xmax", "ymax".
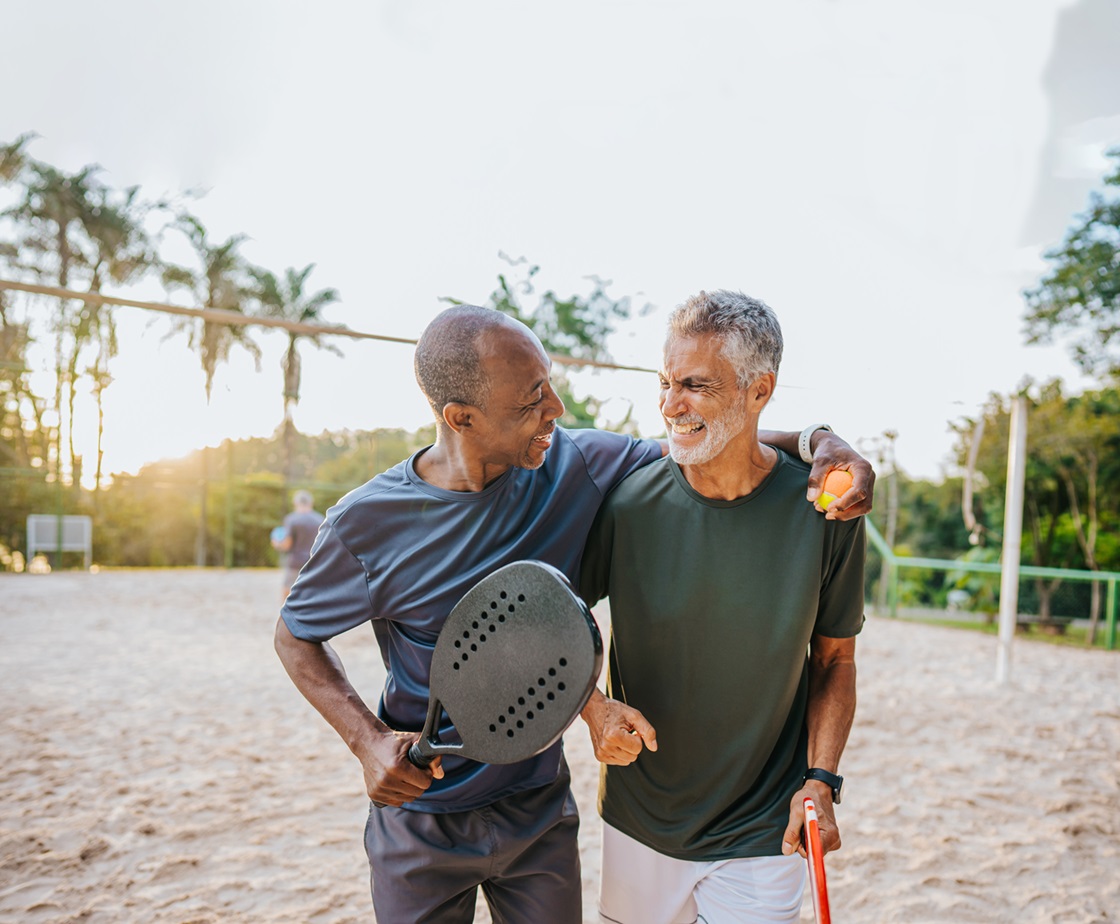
[{"xmin": 996, "ymin": 395, "xmax": 1028, "ymax": 685}]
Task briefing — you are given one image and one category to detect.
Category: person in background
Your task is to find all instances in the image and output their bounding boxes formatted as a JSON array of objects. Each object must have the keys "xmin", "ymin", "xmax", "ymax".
[{"xmin": 272, "ymin": 489, "xmax": 324, "ymax": 599}]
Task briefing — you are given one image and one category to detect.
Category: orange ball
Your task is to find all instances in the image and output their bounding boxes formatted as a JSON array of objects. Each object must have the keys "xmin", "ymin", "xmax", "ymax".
[{"xmin": 818, "ymin": 469, "xmax": 853, "ymax": 510}]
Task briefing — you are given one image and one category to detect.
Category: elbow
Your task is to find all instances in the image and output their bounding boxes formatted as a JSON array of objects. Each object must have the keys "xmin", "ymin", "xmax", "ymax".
[{"xmin": 274, "ymin": 616, "xmax": 293, "ymax": 663}]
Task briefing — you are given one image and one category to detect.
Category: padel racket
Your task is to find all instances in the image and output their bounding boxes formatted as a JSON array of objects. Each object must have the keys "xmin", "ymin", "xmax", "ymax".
[
  {"xmin": 803, "ymin": 796, "xmax": 832, "ymax": 924},
  {"xmin": 408, "ymin": 559, "xmax": 603, "ymax": 768}
]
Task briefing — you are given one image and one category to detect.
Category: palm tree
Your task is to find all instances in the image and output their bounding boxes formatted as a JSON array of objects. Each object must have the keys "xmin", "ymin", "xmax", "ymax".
[
  {"xmin": 3, "ymin": 154, "xmax": 106, "ymax": 490},
  {"xmin": 0, "ymin": 133, "xmax": 36, "ymax": 185},
  {"xmin": 161, "ymin": 214, "xmax": 261, "ymax": 401},
  {"xmin": 162, "ymin": 214, "xmax": 260, "ymax": 565},
  {"xmin": 79, "ymin": 184, "xmax": 159, "ymax": 493},
  {"xmin": 250, "ymin": 263, "xmax": 341, "ymax": 483}
]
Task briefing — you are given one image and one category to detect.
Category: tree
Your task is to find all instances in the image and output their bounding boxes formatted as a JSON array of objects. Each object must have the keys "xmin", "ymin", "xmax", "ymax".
[
  {"xmin": 2, "ymin": 154, "xmax": 107, "ymax": 489},
  {"xmin": 1025, "ymin": 148, "xmax": 1120, "ymax": 377},
  {"xmin": 952, "ymin": 381, "xmax": 1120, "ymax": 633},
  {"xmin": 447, "ymin": 254, "xmax": 643, "ymax": 428},
  {"xmin": 951, "ymin": 388, "xmax": 1075, "ymax": 625},
  {"xmin": 161, "ymin": 214, "xmax": 261, "ymax": 565},
  {"xmin": 1030, "ymin": 383, "xmax": 1120, "ymax": 642},
  {"xmin": 161, "ymin": 214, "xmax": 261, "ymax": 401},
  {"xmin": 72, "ymin": 183, "xmax": 159, "ymax": 494},
  {"xmin": 250, "ymin": 263, "xmax": 341, "ymax": 483},
  {"xmin": 1, "ymin": 137, "xmax": 160, "ymax": 495}
]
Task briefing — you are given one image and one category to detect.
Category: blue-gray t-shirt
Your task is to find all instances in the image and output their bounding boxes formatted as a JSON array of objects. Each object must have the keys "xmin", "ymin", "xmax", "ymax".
[{"xmin": 281, "ymin": 426, "xmax": 662, "ymax": 812}]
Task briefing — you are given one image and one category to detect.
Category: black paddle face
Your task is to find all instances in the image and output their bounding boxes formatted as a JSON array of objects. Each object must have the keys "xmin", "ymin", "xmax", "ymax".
[{"xmin": 414, "ymin": 560, "xmax": 603, "ymax": 765}]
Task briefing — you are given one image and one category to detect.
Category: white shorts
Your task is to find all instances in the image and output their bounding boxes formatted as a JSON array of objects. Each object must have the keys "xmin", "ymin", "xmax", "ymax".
[{"xmin": 598, "ymin": 822, "xmax": 806, "ymax": 924}]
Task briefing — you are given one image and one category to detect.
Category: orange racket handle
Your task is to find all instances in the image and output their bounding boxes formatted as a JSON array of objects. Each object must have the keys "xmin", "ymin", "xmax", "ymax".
[{"xmin": 803, "ymin": 796, "xmax": 832, "ymax": 924}]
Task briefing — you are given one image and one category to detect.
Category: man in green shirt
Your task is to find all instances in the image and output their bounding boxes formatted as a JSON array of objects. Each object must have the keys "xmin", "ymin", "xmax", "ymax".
[{"xmin": 580, "ymin": 290, "xmax": 865, "ymax": 923}]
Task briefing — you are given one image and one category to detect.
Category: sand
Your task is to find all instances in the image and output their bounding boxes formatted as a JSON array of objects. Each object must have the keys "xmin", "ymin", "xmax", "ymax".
[{"xmin": 1, "ymin": 569, "xmax": 1117, "ymax": 923}]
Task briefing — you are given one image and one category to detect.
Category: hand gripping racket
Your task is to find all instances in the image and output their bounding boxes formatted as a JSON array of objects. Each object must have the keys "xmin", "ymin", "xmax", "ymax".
[
  {"xmin": 803, "ymin": 796, "xmax": 832, "ymax": 924},
  {"xmin": 408, "ymin": 560, "xmax": 603, "ymax": 768}
]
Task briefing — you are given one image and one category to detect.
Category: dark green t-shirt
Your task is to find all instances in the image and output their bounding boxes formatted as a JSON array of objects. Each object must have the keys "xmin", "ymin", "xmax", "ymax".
[{"xmin": 579, "ymin": 450, "xmax": 865, "ymax": 861}]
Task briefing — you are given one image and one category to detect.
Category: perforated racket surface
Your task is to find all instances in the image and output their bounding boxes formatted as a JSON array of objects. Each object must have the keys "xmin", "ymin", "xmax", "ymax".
[
  {"xmin": 408, "ymin": 560, "xmax": 603, "ymax": 767},
  {"xmin": 803, "ymin": 796, "xmax": 832, "ymax": 924}
]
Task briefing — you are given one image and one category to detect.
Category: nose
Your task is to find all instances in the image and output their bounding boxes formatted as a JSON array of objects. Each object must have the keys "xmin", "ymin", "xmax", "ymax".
[
  {"xmin": 545, "ymin": 387, "xmax": 564, "ymax": 422},
  {"xmin": 660, "ymin": 384, "xmax": 687, "ymax": 420}
]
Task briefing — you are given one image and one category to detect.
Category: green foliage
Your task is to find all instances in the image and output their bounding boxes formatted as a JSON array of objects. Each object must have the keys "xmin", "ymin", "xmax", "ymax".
[
  {"xmin": 948, "ymin": 381, "xmax": 1120, "ymax": 629},
  {"xmin": 2, "ymin": 425, "xmax": 438, "ymax": 568},
  {"xmin": 946, "ymin": 546, "xmax": 1001, "ymax": 617},
  {"xmin": 871, "ymin": 474, "xmax": 972, "ymax": 559},
  {"xmin": 447, "ymin": 254, "xmax": 643, "ymax": 429},
  {"xmin": 311, "ymin": 427, "xmax": 434, "ymax": 494},
  {"xmin": 1025, "ymin": 148, "xmax": 1120, "ymax": 378},
  {"xmin": 890, "ymin": 543, "xmax": 946, "ymax": 608}
]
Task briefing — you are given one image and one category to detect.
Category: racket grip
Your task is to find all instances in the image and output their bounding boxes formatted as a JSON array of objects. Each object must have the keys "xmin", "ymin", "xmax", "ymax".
[
  {"xmin": 370, "ymin": 743, "xmax": 434, "ymax": 808},
  {"xmin": 408, "ymin": 741, "xmax": 434, "ymax": 768}
]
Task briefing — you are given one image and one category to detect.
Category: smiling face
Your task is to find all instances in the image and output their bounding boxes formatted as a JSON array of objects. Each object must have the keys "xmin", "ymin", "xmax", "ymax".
[
  {"xmin": 470, "ymin": 324, "xmax": 565, "ymax": 471},
  {"xmin": 659, "ymin": 332, "xmax": 754, "ymax": 466}
]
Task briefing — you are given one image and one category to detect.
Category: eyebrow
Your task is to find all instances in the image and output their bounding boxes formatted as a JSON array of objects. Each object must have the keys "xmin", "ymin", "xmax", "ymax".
[{"xmin": 660, "ymin": 372, "xmax": 716, "ymax": 386}]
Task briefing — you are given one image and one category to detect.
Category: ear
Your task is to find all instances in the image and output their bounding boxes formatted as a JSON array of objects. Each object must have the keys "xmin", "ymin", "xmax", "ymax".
[
  {"xmin": 442, "ymin": 401, "xmax": 475, "ymax": 434},
  {"xmin": 748, "ymin": 372, "xmax": 776, "ymax": 411}
]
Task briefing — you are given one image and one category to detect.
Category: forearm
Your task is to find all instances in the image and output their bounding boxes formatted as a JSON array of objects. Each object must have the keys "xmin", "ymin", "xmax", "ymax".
[
  {"xmin": 758, "ymin": 428, "xmax": 850, "ymax": 458},
  {"xmin": 805, "ymin": 655, "xmax": 857, "ymax": 772},
  {"xmin": 274, "ymin": 618, "xmax": 388, "ymax": 759},
  {"xmin": 758, "ymin": 428, "xmax": 798, "ymax": 456}
]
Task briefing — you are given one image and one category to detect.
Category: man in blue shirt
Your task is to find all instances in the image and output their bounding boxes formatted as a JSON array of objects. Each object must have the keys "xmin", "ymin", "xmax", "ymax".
[
  {"xmin": 274, "ymin": 304, "xmax": 873, "ymax": 923},
  {"xmin": 271, "ymin": 489, "xmax": 324, "ymax": 600}
]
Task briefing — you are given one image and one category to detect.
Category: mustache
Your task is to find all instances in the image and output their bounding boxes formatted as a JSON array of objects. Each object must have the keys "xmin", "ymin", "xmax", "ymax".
[{"xmin": 666, "ymin": 415, "xmax": 704, "ymax": 427}]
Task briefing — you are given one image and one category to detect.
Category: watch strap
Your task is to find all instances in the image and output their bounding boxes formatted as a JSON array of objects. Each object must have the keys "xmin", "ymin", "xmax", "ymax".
[
  {"xmin": 798, "ymin": 424, "xmax": 832, "ymax": 464},
  {"xmin": 804, "ymin": 767, "xmax": 843, "ymax": 803}
]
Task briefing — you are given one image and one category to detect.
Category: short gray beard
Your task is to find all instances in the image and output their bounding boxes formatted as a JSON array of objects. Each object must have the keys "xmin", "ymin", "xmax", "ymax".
[{"xmin": 666, "ymin": 395, "xmax": 748, "ymax": 466}]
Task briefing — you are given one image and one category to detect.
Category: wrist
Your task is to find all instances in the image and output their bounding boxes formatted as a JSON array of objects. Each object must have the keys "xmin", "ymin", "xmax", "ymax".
[
  {"xmin": 799, "ymin": 424, "xmax": 832, "ymax": 463},
  {"xmin": 349, "ymin": 714, "xmax": 393, "ymax": 761},
  {"xmin": 803, "ymin": 767, "xmax": 844, "ymax": 804},
  {"xmin": 803, "ymin": 778, "xmax": 833, "ymax": 801},
  {"xmin": 581, "ymin": 687, "xmax": 607, "ymax": 721}
]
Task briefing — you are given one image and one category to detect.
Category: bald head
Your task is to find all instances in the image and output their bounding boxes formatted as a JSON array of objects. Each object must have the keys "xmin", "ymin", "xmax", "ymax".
[{"xmin": 414, "ymin": 305, "xmax": 526, "ymax": 420}]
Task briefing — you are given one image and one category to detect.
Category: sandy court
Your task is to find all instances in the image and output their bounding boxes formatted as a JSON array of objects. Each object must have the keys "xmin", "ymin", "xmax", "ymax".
[{"xmin": 1, "ymin": 569, "xmax": 1118, "ymax": 923}]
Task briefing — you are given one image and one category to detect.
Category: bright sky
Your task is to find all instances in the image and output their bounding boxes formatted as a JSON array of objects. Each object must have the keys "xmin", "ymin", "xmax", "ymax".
[{"xmin": 4, "ymin": 0, "xmax": 1117, "ymax": 483}]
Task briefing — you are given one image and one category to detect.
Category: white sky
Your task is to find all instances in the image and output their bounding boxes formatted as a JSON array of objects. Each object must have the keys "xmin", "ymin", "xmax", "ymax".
[{"xmin": 3, "ymin": 0, "xmax": 1116, "ymax": 483}]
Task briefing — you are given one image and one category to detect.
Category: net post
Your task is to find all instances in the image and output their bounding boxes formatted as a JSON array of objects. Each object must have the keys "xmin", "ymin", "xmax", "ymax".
[
  {"xmin": 996, "ymin": 395, "xmax": 1028, "ymax": 685},
  {"xmin": 1106, "ymin": 578, "xmax": 1117, "ymax": 651}
]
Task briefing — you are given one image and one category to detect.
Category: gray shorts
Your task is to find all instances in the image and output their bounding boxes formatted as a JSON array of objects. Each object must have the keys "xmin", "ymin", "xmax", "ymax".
[{"xmin": 364, "ymin": 757, "xmax": 582, "ymax": 924}]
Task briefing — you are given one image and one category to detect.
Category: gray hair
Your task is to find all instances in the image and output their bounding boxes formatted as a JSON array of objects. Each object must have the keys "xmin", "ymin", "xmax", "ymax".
[
  {"xmin": 293, "ymin": 490, "xmax": 313, "ymax": 508},
  {"xmin": 414, "ymin": 304, "xmax": 502, "ymax": 418},
  {"xmin": 667, "ymin": 290, "xmax": 783, "ymax": 388}
]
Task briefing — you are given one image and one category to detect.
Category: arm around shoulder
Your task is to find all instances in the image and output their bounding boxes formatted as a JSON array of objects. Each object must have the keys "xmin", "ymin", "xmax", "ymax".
[{"xmin": 758, "ymin": 426, "xmax": 876, "ymax": 520}]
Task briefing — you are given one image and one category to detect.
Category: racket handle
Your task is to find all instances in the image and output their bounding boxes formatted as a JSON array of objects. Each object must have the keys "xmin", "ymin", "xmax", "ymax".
[
  {"xmin": 370, "ymin": 742, "xmax": 435, "ymax": 808},
  {"xmin": 408, "ymin": 741, "xmax": 434, "ymax": 768}
]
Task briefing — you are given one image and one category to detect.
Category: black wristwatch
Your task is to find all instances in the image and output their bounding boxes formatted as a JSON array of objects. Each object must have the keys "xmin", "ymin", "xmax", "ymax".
[{"xmin": 804, "ymin": 768, "xmax": 843, "ymax": 804}]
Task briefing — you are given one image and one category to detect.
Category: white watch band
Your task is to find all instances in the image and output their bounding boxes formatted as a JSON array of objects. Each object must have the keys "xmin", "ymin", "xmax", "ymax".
[{"xmin": 798, "ymin": 424, "xmax": 832, "ymax": 463}]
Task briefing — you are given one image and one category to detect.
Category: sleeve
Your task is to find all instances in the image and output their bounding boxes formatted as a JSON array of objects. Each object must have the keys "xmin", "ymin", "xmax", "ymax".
[
  {"xmin": 578, "ymin": 496, "xmax": 616, "ymax": 608},
  {"xmin": 280, "ymin": 520, "xmax": 375, "ymax": 642},
  {"xmin": 814, "ymin": 518, "xmax": 866, "ymax": 639},
  {"xmin": 568, "ymin": 428, "xmax": 662, "ymax": 497}
]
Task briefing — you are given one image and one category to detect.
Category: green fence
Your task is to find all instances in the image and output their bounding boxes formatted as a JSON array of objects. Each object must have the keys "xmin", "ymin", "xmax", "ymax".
[{"xmin": 865, "ymin": 520, "xmax": 1119, "ymax": 650}]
